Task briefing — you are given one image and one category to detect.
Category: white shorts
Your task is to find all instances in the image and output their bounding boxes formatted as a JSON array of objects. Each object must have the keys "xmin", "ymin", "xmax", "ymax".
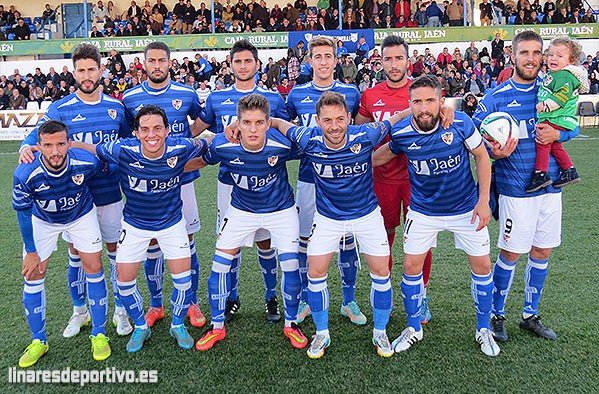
[
  {"xmin": 217, "ymin": 206, "xmax": 299, "ymax": 252},
  {"xmin": 403, "ymin": 208, "xmax": 490, "ymax": 257},
  {"xmin": 497, "ymin": 193, "xmax": 562, "ymax": 254},
  {"xmin": 217, "ymin": 180, "xmax": 270, "ymax": 242},
  {"xmin": 181, "ymin": 181, "xmax": 201, "ymax": 234},
  {"xmin": 297, "ymin": 180, "xmax": 316, "ymax": 238},
  {"xmin": 62, "ymin": 200, "xmax": 123, "ymax": 244},
  {"xmin": 32, "ymin": 208, "xmax": 103, "ymax": 262},
  {"xmin": 117, "ymin": 219, "xmax": 191, "ymax": 263},
  {"xmin": 308, "ymin": 207, "xmax": 389, "ymax": 257}
]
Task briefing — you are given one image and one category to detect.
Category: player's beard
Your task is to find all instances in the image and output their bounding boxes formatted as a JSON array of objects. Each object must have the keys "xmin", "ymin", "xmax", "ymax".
[
  {"xmin": 234, "ymin": 71, "xmax": 256, "ymax": 83},
  {"xmin": 414, "ymin": 111, "xmax": 440, "ymax": 132},
  {"xmin": 148, "ymin": 70, "xmax": 169, "ymax": 84},
  {"xmin": 43, "ymin": 153, "xmax": 67, "ymax": 171},
  {"xmin": 386, "ymin": 67, "xmax": 407, "ymax": 84},
  {"xmin": 75, "ymin": 77, "xmax": 101, "ymax": 94},
  {"xmin": 514, "ymin": 59, "xmax": 540, "ymax": 82}
]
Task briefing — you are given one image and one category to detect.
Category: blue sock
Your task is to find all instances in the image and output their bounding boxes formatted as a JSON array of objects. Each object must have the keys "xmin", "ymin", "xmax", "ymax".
[
  {"xmin": 298, "ymin": 239, "xmax": 309, "ymax": 303},
  {"xmin": 207, "ymin": 251, "xmax": 233, "ymax": 324},
  {"xmin": 471, "ymin": 271, "xmax": 494, "ymax": 331},
  {"xmin": 279, "ymin": 252, "xmax": 301, "ymax": 322},
  {"xmin": 144, "ymin": 245, "xmax": 164, "ymax": 308},
  {"xmin": 23, "ymin": 279, "xmax": 46, "ymax": 343},
  {"xmin": 258, "ymin": 248, "xmax": 278, "ymax": 300},
  {"xmin": 171, "ymin": 270, "xmax": 192, "ymax": 327},
  {"xmin": 370, "ymin": 273, "xmax": 392, "ymax": 330},
  {"xmin": 86, "ymin": 270, "xmax": 108, "ymax": 336},
  {"xmin": 308, "ymin": 275, "xmax": 329, "ymax": 332},
  {"xmin": 107, "ymin": 251, "xmax": 122, "ymax": 309},
  {"xmin": 228, "ymin": 252, "xmax": 241, "ymax": 301},
  {"xmin": 402, "ymin": 273, "xmax": 424, "ymax": 331},
  {"xmin": 67, "ymin": 251, "xmax": 86, "ymax": 308},
  {"xmin": 523, "ymin": 256, "xmax": 549, "ymax": 316},
  {"xmin": 492, "ymin": 254, "xmax": 517, "ymax": 315},
  {"xmin": 189, "ymin": 239, "xmax": 199, "ymax": 305},
  {"xmin": 338, "ymin": 236, "xmax": 359, "ymax": 305},
  {"xmin": 118, "ymin": 279, "xmax": 146, "ymax": 328}
]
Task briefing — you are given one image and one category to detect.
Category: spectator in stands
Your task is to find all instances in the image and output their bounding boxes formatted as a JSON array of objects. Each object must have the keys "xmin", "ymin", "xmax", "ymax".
[
  {"xmin": 116, "ymin": 23, "xmax": 131, "ymax": 36},
  {"xmin": 42, "ymin": 3, "xmax": 56, "ymax": 23},
  {"xmin": 90, "ymin": 25, "xmax": 104, "ymax": 37},
  {"xmin": 0, "ymin": 5, "xmax": 7, "ymax": 27},
  {"xmin": 277, "ymin": 76, "xmax": 291, "ymax": 99},
  {"xmin": 448, "ymin": 72, "xmax": 465, "ymax": 96},
  {"xmin": 496, "ymin": 63, "xmax": 512, "ymax": 84},
  {"xmin": 358, "ymin": 73, "xmax": 372, "ymax": 93},
  {"xmin": 426, "ymin": 1, "xmax": 444, "ymax": 27},
  {"xmin": 394, "ymin": 15, "xmax": 407, "ymax": 27},
  {"xmin": 130, "ymin": 15, "xmax": 147, "ymax": 35},
  {"xmin": 93, "ymin": 1, "xmax": 109, "ymax": 23},
  {"xmin": 541, "ymin": 9, "xmax": 556, "ymax": 23},
  {"xmin": 354, "ymin": 36, "xmax": 369, "ymax": 65},
  {"xmin": 447, "ymin": 0, "xmax": 463, "ymax": 26},
  {"xmin": 33, "ymin": 68, "xmax": 47, "ymax": 88},
  {"xmin": 490, "ymin": 33, "xmax": 504, "ymax": 60},
  {"xmin": 56, "ymin": 79, "xmax": 69, "ymax": 100},
  {"xmin": 464, "ymin": 42, "xmax": 478, "ymax": 63},
  {"xmin": 293, "ymin": 40, "xmax": 307, "ymax": 63},
  {"xmin": 168, "ymin": 12, "xmax": 182, "ymax": 33},
  {"xmin": 513, "ymin": 9, "xmax": 528, "ymax": 24},
  {"xmin": 480, "ymin": 0, "xmax": 493, "ymax": 26},
  {"xmin": 414, "ymin": 4, "xmax": 428, "ymax": 26},
  {"xmin": 127, "ymin": 0, "xmax": 142, "ymax": 18},
  {"xmin": 152, "ymin": 0, "xmax": 167, "ymax": 19},
  {"xmin": 555, "ymin": 0, "xmax": 568, "ymax": 12},
  {"xmin": 326, "ymin": 8, "xmax": 340, "ymax": 29},
  {"xmin": 486, "ymin": 58, "xmax": 500, "ymax": 83},
  {"xmin": 286, "ymin": 48, "xmax": 300, "ymax": 87},
  {"xmin": 341, "ymin": 54, "xmax": 358, "ymax": 84},
  {"xmin": 581, "ymin": 8, "xmax": 596, "ymax": 23},
  {"xmin": 529, "ymin": 10, "xmax": 540, "ymax": 23},
  {"xmin": 569, "ymin": 8, "xmax": 582, "ymax": 23},
  {"xmin": 462, "ymin": 92, "xmax": 478, "ymax": 117},
  {"xmin": 284, "ymin": 2, "xmax": 300, "ymax": 26},
  {"xmin": 9, "ymin": 88, "xmax": 26, "ymax": 109},
  {"xmin": 182, "ymin": 0, "xmax": 196, "ymax": 34},
  {"xmin": 553, "ymin": 7, "xmax": 568, "ymax": 23},
  {"xmin": 370, "ymin": 14, "xmax": 382, "ymax": 28},
  {"xmin": 148, "ymin": 14, "xmax": 163, "ymax": 34},
  {"xmin": 295, "ymin": 0, "xmax": 308, "ymax": 13},
  {"xmin": 6, "ymin": 6, "xmax": 18, "ymax": 27},
  {"xmin": 17, "ymin": 79, "xmax": 29, "ymax": 98},
  {"xmin": 45, "ymin": 67, "xmax": 59, "ymax": 87},
  {"xmin": 13, "ymin": 18, "xmax": 30, "ymax": 40},
  {"xmin": 372, "ymin": 60, "xmax": 386, "ymax": 84},
  {"xmin": 105, "ymin": 1, "xmax": 119, "ymax": 21},
  {"xmin": 196, "ymin": 80, "xmax": 211, "ymax": 106},
  {"xmin": 342, "ymin": 8, "xmax": 357, "ymax": 29},
  {"xmin": 492, "ymin": 0, "xmax": 506, "ymax": 24},
  {"xmin": 437, "ymin": 47, "xmax": 453, "ymax": 69},
  {"xmin": 28, "ymin": 83, "xmax": 43, "ymax": 105},
  {"xmin": 60, "ymin": 66, "xmax": 75, "ymax": 87},
  {"xmin": 0, "ymin": 87, "xmax": 9, "ymax": 110}
]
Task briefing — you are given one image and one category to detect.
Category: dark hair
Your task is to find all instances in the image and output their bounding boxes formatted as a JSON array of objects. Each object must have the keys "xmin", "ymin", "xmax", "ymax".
[
  {"xmin": 38, "ymin": 120, "xmax": 68, "ymax": 140},
  {"xmin": 72, "ymin": 43, "xmax": 102, "ymax": 68},
  {"xmin": 237, "ymin": 93, "xmax": 270, "ymax": 119},
  {"xmin": 133, "ymin": 104, "xmax": 169, "ymax": 131},
  {"xmin": 511, "ymin": 30, "xmax": 543, "ymax": 54},
  {"xmin": 316, "ymin": 91, "xmax": 348, "ymax": 115},
  {"xmin": 380, "ymin": 35, "xmax": 409, "ymax": 57},
  {"xmin": 230, "ymin": 39, "xmax": 258, "ymax": 62},
  {"xmin": 409, "ymin": 74, "xmax": 442, "ymax": 95},
  {"xmin": 144, "ymin": 41, "xmax": 171, "ymax": 59}
]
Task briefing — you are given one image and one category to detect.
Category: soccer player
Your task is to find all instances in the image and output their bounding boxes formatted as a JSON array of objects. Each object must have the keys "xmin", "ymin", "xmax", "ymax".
[
  {"xmin": 188, "ymin": 94, "xmax": 307, "ymax": 351},
  {"xmin": 269, "ymin": 91, "xmax": 405, "ymax": 359},
  {"xmin": 373, "ymin": 75, "xmax": 499, "ymax": 357},
  {"xmin": 73, "ymin": 105, "xmax": 211, "ymax": 352},
  {"xmin": 192, "ymin": 39, "xmax": 290, "ymax": 324},
  {"xmin": 18, "ymin": 43, "xmax": 132, "ymax": 338},
  {"xmin": 122, "ymin": 41, "xmax": 206, "ymax": 330},
  {"xmin": 14, "ymin": 120, "xmax": 112, "ymax": 367},
  {"xmin": 285, "ymin": 36, "xmax": 365, "ymax": 326},
  {"xmin": 473, "ymin": 31, "xmax": 578, "ymax": 342},
  {"xmin": 355, "ymin": 35, "xmax": 435, "ymax": 324}
]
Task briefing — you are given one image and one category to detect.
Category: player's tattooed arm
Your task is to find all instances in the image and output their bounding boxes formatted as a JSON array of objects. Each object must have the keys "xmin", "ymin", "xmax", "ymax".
[
  {"xmin": 371, "ymin": 142, "xmax": 396, "ymax": 167},
  {"xmin": 470, "ymin": 143, "xmax": 492, "ymax": 231}
]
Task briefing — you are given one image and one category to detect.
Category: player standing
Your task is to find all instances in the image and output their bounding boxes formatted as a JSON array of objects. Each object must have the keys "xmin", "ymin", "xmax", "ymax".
[
  {"xmin": 285, "ymin": 36, "xmax": 365, "ymax": 325},
  {"xmin": 473, "ymin": 31, "xmax": 578, "ymax": 342},
  {"xmin": 192, "ymin": 39, "xmax": 290, "ymax": 323},
  {"xmin": 18, "ymin": 43, "xmax": 132, "ymax": 338},
  {"xmin": 122, "ymin": 41, "xmax": 206, "ymax": 330},
  {"xmin": 270, "ymin": 91, "xmax": 406, "ymax": 359},
  {"xmin": 374, "ymin": 75, "xmax": 499, "ymax": 357},
  {"xmin": 189, "ymin": 94, "xmax": 308, "ymax": 351},
  {"xmin": 73, "ymin": 105, "xmax": 212, "ymax": 352},
  {"xmin": 14, "ymin": 120, "xmax": 112, "ymax": 367}
]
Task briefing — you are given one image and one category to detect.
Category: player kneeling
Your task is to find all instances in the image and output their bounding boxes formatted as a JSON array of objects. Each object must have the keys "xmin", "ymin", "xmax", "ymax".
[
  {"xmin": 73, "ymin": 105, "xmax": 212, "ymax": 353},
  {"xmin": 14, "ymin": 120, "xmax": 112, "ymax": 367},
  {"xmin": 190, "ymin": 94, "xmax": 307, "ymax": 351}
]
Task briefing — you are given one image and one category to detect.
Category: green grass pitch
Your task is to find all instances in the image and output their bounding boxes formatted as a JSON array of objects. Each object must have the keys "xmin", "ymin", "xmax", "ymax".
[{"xmin": 0, "ymin": 129, "xmax": 597, "ymax": 393}]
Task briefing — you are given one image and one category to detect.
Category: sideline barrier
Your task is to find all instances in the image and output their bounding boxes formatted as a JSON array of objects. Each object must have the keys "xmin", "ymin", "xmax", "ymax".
[{"xmin": 0, "ymin": 24, "xmax": 596, "ymax": 56}]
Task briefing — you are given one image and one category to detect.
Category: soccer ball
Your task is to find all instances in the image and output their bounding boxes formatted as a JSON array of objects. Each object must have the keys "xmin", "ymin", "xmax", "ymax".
[{"xmin": 479, "ymin": 112, "xmax": 518, "ymax": 149}]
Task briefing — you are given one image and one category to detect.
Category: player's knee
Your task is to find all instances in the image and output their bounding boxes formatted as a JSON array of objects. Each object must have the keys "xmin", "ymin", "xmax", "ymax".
[
  {"xmin": 500, "ymin": 249, "xmax": 520, "ymax": 263},
  {"xmin": 256, "ymin": 239, "xmax": 271, "ymax": 249},
  {"xmin": 530, "ymin": 246, "xmax": 552, "ymax": 260}
]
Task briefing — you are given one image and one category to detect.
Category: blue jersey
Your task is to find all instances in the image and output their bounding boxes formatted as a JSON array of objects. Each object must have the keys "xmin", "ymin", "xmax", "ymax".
[
  {"xmin": 199, "ymin": 85, "xmax": 289, "ymax": 185},
  {"xmin": 20, "ymin": 93, "xmax": 127, "ymax": 207},
  {"xmin": 13, "ymin": 149, "xmax": 102, "ymax": 224},
  {"xmin": 389, "ymin": 112, "xmax": 483, "ymax": 216},
  {"xmin": 286, "ymin": 81, "xmax": 361, "ymax": 183},
  {"xmin": 121, "ymin": 80, "xmax": 203, "ymax": 185},
  {"xmin": 472, "ymin": 78, "xmax": 561, "ymax": 198},
  {"xmin": 95, "ymin": 136, "xmax": 208, "ymax": 231},
  {"xmin": 286, "ymin": 121, "xmax": 391, "ymax": 220},
  {"xmin": 203, "ymin": 130, "xmax": 301, "ymax": 213}
]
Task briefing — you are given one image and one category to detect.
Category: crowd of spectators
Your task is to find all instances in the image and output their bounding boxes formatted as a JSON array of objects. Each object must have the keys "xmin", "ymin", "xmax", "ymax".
[{"xmin": 1, "ymin": 39, "xmax": 597, "ymax": 112}]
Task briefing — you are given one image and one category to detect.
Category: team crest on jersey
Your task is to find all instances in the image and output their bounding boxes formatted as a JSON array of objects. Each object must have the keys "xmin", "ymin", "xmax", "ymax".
[
  {"xmin": 503, "ymin": 234, "xmax": 510, "ymax": 242},
  {"xmin": 441, "ymin": 131, "xmax": 453, "ymax": 145},
  {"xmin": 544, "ymin": 75, "xmax": 553, "ymax": 86},
  {"xmin": 107, "ymin": 109, "xmax": 117, "ymax": 120},
  {"xmin": 268, "ymin": 155, "xmax": 279, "ymax": 166},
  {"xmin": 72, "ymin": 174, "xmax": 84, "ymax": 185},
  {"xmin": 350, "ymin": 143, "xmax": 362, "ymax": 154},
  {"xmin": 172, "ymin": 99, "xmax": 182, "ymax": 110},
  {"xmin": 167, "ymin": 156, "xmax": 178, "ymax": 168}
]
